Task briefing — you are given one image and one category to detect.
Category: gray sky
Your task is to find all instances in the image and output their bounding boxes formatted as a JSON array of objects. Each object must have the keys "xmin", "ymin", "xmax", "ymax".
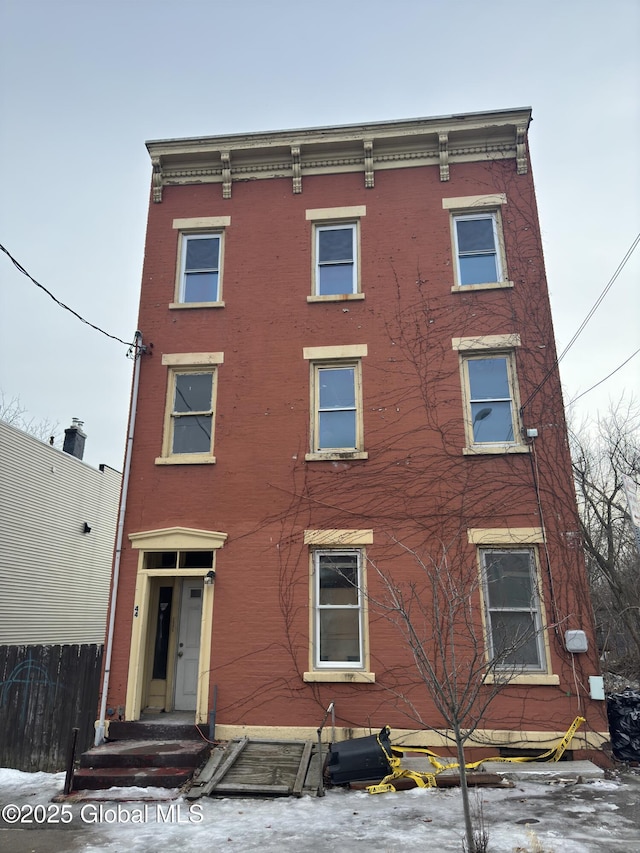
[{"xmin": 1, "ymin": 0, "xmax": 638, "ymax": 470}]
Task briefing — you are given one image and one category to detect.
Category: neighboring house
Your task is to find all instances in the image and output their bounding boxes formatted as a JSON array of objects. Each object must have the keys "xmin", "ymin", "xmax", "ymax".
[
  {"xmin": 100, "ymin": 108, "xmax": 608, "ymax": 760},
  {"xmin": 0, "ymin": 419, "xmax": 121, "ymax": 770},
  {"xmin": 0, "ymin": 419, "xmax": 121, "ymax": 644}
]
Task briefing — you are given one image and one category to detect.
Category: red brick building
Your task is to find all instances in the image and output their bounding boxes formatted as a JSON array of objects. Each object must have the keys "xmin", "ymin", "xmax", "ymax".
[{"xmin": 100, "ymin": 109, "xmax": 607, "ymax": 759}]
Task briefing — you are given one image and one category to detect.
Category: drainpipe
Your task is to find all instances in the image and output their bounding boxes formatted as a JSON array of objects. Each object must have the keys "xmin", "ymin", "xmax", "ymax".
[{"xmin": 95, "ymin": 331, "xmax": 144, "ymax": 746}]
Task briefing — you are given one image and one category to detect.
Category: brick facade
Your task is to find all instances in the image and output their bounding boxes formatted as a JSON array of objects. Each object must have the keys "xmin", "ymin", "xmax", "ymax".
[{"xmin": 102, "ymin": 111, "xmax": 607, "ymax": 758}]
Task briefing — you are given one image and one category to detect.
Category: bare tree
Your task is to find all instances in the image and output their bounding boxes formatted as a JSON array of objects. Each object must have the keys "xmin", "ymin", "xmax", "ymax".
[
  {"xmin": 0, "ymin": 390, "xmax": 60, "ymax": 445},
  {"xmin": 570, "ymin": 400, "xmax": 640, "ymax": 682},
  {"xmin": 365, "ymin": 534, "xmax": 557, "ymax": 853}
]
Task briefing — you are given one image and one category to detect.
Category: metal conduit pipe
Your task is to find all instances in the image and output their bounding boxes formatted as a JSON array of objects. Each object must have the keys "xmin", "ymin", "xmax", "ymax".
[{"xmin": 95, "ymin": 331, "xmax": 144, "ymax": 746}]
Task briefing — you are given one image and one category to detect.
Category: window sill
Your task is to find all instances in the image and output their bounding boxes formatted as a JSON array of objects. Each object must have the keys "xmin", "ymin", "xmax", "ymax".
[
  {"xmin": 485, "ymin": 673, "xmax": 560, "ymax": 686},
  {"xmin": 463, "ymin": 444, "xmax": 530, "ymax": 456},
  {"xmin": 307, "ymin": 293, "xmax": 365, "ymax": 303},
  {"xmin": 169, "ymin": 301, "xmax": 225, "ymax": 309},
  {"xmin": 155, "ymin": 455, "xmax": 217, "ymax": 465},
  {"xmin": 303, "ymin": 671, "xmax": 375, "ymax": 683},
  {"xmin": 305, "ymin": 451, "xmax": 368, "ymax": 462},
  {"xmin": 451, "ymin": 281, "xmax": 513, "ymax": 293}
]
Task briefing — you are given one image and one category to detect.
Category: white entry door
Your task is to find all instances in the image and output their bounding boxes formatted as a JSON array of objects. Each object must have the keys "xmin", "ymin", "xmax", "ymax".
[{"xmin": 174, "ymin": 579, "xmax": 203, "ymax": 711}]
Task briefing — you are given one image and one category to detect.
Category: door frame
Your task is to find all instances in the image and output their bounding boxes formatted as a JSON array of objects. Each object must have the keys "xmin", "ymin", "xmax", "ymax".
[{"xmin": 125, "ymin": 527, "xmax": 227, "ymax": 724}]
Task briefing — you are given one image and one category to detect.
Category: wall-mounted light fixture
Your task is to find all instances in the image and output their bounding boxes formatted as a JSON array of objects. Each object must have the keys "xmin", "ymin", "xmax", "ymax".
[
  {"xmin": 204, "ymin": 570, "xmax": 216, "ymax": 585},
  {"xmin": 83, "ymin": 522, "xmax": 92, "ymax": 534}
]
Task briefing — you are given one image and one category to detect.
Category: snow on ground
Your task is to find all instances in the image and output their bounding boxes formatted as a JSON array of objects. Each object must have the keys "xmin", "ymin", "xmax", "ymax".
[{"xmin": 1, "ymin": 768, "xmax": 639, "ymax": 853}]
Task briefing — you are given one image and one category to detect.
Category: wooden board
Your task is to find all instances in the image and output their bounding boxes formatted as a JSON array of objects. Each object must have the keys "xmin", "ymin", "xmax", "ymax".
[{"xmin": 187, "ymin": 738, "xmax": 321, "ymax": 798}]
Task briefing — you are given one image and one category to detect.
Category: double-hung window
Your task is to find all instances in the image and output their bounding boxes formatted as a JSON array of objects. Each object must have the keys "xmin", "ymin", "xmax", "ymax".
[
  {"xmin": 318, "ymin": 365, "xmax": 357, "ymax": 449},
  {"xmin": 453, "ymin": 213, "xmax": 502, "ymax": 286},
  {"xmin": 443, "ymin": 195, "xmax": 510, "ymax": 290},
  {"xmin": 481, "ymin": 548, "xmax": 545, "ymax": 671},
  {"xmin": 306, "ymin": 206, "xmax": 365, "ymax": 301},
  {"xmin": 180, "ymin": 234, "xmax": 221, "ymax": 303},
  {"xmin": 465, "ymin": 355, "xmax": 516, "ymax": 444},
  {"xmin": 316, "ymin": 224, "xmax": 357, "ymax": 296},
  {"xmin": 170, "ymin": 371, "xmax": 214, "ymax": 453},
  {"xmin": 156, "ymin": 353, "xmax": 224, "ymax": 465},
  {"xmin": 453, "ymin": 335, "xmax": 525, "ymax": 454},
  {"xmin": 304, "ymin": 345, "xmax": 367, "ymax": 460},
  {"xmin": 314, "ymin": 550, "xmax": 364, "ymax": 668},
  {"xmin": 171, "ymin": 217, "xmax": 230, "ymax": 307}
]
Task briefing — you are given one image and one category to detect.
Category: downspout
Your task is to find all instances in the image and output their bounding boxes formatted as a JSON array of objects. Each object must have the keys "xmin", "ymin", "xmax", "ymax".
[{"xmin": 95, "ymin": 331, "xmax": 144, "ymax": 746}]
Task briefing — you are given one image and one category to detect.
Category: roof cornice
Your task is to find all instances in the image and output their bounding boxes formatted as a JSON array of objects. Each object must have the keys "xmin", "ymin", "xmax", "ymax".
[{"xmin": 146, "ymin": 107, "xmax": 532, "ymax": 202}]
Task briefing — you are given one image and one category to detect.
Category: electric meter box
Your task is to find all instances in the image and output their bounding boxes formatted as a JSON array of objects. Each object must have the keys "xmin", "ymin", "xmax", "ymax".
[{"xmin": 564, "ymin": 629, "xmax": 588, "ymax": 653}]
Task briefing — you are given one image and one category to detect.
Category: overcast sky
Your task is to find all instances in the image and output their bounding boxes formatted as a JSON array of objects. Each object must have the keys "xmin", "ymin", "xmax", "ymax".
[{"xmin": 1, "ymin": 0, "xmax": 638, "ymax": 470}]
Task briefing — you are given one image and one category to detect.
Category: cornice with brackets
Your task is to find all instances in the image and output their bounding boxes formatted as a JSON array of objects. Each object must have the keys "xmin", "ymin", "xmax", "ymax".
[{"xmin": 146, "ymin": 108, "xmax": 531, "ymax": 202}]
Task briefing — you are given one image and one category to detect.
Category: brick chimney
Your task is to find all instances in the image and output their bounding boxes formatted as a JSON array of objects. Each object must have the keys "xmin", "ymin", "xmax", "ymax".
[{"xmin": 63, "ymin": 418, "xmax": 86, "ymax": 460}]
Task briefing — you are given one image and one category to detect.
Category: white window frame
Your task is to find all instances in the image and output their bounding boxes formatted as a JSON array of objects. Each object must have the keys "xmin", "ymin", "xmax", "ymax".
[
  {"xmin": 179, "ymin": 233, "xmax": 221, "ymax": 303},
  {"xmin": 443, "ymin": 195, "xmax": 511, "ymax": 291},
  {"xmin": 156, "ymin": 353, "xmax": 223, "ymax": 465},
  {"xmin": 453, "ymin": 336, "xmax": 526, "ymax": 455},
  {"xmin": 314, "ymin": 223, "xmax": 357, "ymax": 297},
  {"xmin": 453, "ymin": 212, "xmax": 503, "ymax": 286},
  {"xmin": 463, "ymin": 352, "xmax": 517, "ymax": 443},
  {"xmin": 480, "ymin": 547, "xmax": 547, "ymax": 673},
  {"xmin": 313, "ymin": 549, "xmax": 364, "ymax": 670},
  {"xmin": 305, "ymin": 359, "xmax": 367, "ymax": 461},
  {"xmin": 170, "ymin": 217, "xmax": 230, "ymax": 308},
  {"xmin": 306, "ymin": 206, "xmax": 366, "ymax": 302}
]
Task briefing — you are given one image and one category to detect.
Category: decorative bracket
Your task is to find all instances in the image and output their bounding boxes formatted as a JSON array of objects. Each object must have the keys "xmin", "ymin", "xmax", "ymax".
[
  {"xmin": 363, "ymin": 139, "xmax": 374, "ymax": 188},
  {"xmin": 151, "ymin": 157, "xmax": 163, "ymax": 203},
  {"xmin": 221, "ymin": 150, "xmax": 232, "ymax": 198},
  {"xmin": 438, "ymin": 133, "xmax": 449, "ymax": 182},
  {"xmin": 516, "ymin": 125, "xmax": 528, "ymax": 175},
  {"xmin": 291, "ymin": 146, "xmax": 302, "ymax": 194}
]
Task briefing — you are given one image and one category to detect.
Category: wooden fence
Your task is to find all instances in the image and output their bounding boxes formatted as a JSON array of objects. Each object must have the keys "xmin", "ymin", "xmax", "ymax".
[{"xmin": 0, "ymin": 644, "xmax": 103, "ymax": 772}]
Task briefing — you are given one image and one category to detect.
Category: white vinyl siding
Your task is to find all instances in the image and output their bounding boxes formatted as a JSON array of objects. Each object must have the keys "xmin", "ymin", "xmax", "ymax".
[{"xmin": 0, "ymin": 421, "xmax": 121, "ymax": 644}]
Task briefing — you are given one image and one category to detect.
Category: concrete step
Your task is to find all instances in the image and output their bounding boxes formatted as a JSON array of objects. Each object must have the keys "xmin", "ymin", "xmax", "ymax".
[
  {"xmin": 80, "ymin": 739, "xmax": 209, "ymax": 769},
  {"xmin": 106, "ymin": 721, "xmax": 209, "ymax": 741},
  {"xmin": 73, "ymin": 766, "xmax": 194, "ymax": 790}
]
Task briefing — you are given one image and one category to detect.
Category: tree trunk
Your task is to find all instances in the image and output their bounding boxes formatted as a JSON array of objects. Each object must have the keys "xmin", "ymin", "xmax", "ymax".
[{"xmin": 454, "ymin": 725, "xmax": 476, "ymax": 853}]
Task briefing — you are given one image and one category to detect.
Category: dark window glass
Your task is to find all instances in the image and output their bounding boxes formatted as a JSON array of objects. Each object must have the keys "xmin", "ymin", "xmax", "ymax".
[
  {"xmin": 174, "ymin": 373, "xmax": 212, "ymax": 413},
  {"xmin": 145, "ymin": 552, "xmax": 177, "ymax": 569},
  {"xmin": 152, "ymin": 586, "xmax": 173, "ymax": 679},
  {"xmin": 186, "ymin": 237, "xmax": 219, "ymax": 271},
  {"xmin": 180, "ymin": 551, "xmax": 214, "ymax": 569}
]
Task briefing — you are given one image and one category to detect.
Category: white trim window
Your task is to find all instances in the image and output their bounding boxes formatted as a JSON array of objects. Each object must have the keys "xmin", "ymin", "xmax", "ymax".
[
  {"xmin": 463, "ymin": 354, "xmax": 518, "ymax": 445},
  {"xmin": 169, "ymin": 370, "xmax": 215, "ymax": 455},
  {"xmin": 314, "ymin": 550, "xmax": 364, "ymax": 668},
  {"xmin": 180, "ymin": 234, "xmax": 221, "ymax": 303},
  {"xmin": 315, "ymin": 363, "xmax": 359, "ymax": 452},
  {"xmin": 481, "ymin": 548, "xmax": 545, "ymax": 671},
  {"xmin": 453, "ymin": 212, "xmax": 502, "ymax": 286},
  {"xmin": 315, "ymin": 224, "xmax": 357, "ymax": 296}
]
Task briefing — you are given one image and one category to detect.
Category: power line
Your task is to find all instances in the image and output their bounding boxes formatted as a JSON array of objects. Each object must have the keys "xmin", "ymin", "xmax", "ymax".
[
  {"xmin": 0, "ymin": 242, "xmax": 135, "ymax": 348},
  {"xmin": 521, "ymin": 231, "xmax": 640, "ymax": 413},
  {"xmin": 568, "ymin": 346, "xmax": 640, "ymax": 406}
]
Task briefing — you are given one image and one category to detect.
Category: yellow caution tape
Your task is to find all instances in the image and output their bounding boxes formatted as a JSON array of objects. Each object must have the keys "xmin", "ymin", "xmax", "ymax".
[{"xmin": 366, "ymin": 716, "xmax": 586, "ymax": 794}]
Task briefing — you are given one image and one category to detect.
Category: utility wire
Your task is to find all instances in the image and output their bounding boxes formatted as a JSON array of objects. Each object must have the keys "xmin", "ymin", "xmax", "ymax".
[
  {"xmin": 568, "ymin": 346, "xmax": 640, "ymax": 406},
  {"xmin": 521, "ymin": 231, "xmax": 640, "ymax": 413},
  {"xmin": 0, "ymin": 242, "xmax": 136, "ymax": 348}
]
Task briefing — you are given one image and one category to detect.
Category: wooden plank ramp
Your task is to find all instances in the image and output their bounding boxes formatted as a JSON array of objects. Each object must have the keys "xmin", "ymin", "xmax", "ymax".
[{"xmin": 186, "ymin": 738, "xmax": 323, "ymax": 799}]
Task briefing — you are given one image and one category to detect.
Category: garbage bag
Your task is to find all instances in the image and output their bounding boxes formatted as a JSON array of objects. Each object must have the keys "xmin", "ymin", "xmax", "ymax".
[{"xmin": 607, "ymin": 689, "xmax": 640, "ymax": 762}]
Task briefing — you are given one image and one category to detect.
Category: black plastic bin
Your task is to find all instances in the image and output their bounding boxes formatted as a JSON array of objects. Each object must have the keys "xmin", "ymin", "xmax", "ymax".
[
  {"xmin": 607, "ymin": 689, "xmax": 640, "ymax": 762},
  {"xmin": 328, "ymin": 726, "xmax": 393, "ymax": 784}
]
